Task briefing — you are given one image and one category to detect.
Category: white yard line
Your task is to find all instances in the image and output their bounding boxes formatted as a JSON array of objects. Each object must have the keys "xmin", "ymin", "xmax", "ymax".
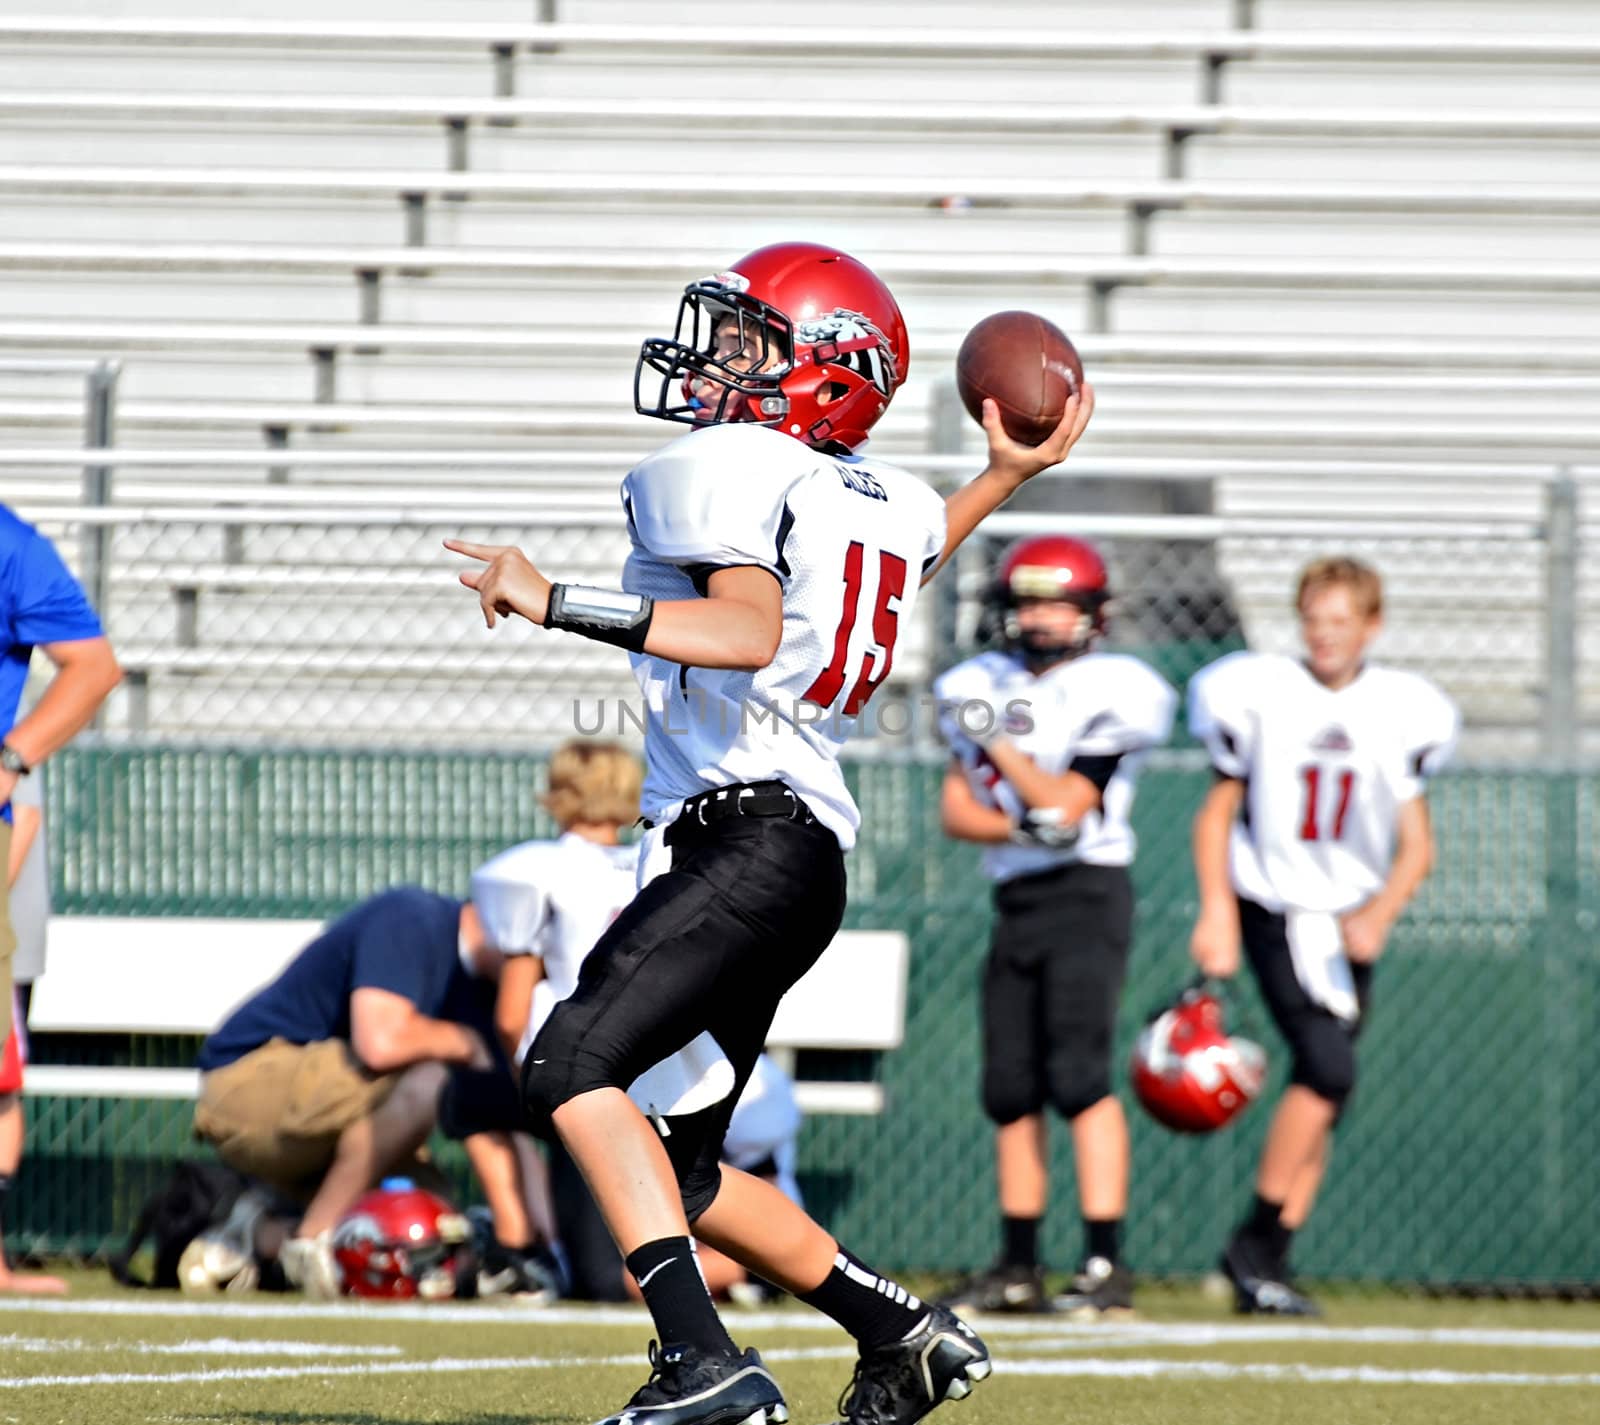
[
  {"xmin": 0, "ymin": 1332, "xmax": 397, "ymax": 1358},
  {"xmin": 4, "ymin": 1347, "xmax": 1600, "ymax": 1393},
  {"xmin": 0, "ymin": 1351, "xmax": 642, "ymax": 1389},
  {"xmin": 5, "ymin": 1297, "xmax": 1600, "ymax": 1353},
  {"xmin": 1002, "ymin": 1356, "xmax": 1600, "ymax": 1387}
]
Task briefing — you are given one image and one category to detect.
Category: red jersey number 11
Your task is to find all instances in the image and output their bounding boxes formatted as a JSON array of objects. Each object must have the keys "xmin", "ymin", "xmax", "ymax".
[{"xmin": 1299, "ymin": 763, "xmax": 1356, "ymax": 842}]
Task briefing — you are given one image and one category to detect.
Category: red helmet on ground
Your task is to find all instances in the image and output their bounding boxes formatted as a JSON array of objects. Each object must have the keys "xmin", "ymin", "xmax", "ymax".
[
  {"xmin": 989, "ymin": 534, "xmax": 1110, "ymax": 666},
  {"xmin": 332, "ymin": 1180, "xmax": 474, "ymax": 1300},
  {"xmin": 1130, "ymin": 985, "xmax": 1267, "ymax": 1134},
  {"xmin": 635, "ymin": 241, "xmax": 909, "ymax": 451}
]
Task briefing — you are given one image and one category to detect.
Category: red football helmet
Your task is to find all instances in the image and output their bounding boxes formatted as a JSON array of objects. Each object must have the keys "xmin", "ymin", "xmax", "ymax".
[
  {"xmin": 635, "ymin": 241, "xmax": 909, "ymax": 451},
  {"xmin": 332, "ymin": 1181, "xmax": 474, "ymax": 1300},
  {"xmin": 1130, "ymin": 985, "xmax": 1267, "ymax": 1134},
  {"xmin": 988, "ymin": 535, "xmax": 1110, "ymax": 667}
]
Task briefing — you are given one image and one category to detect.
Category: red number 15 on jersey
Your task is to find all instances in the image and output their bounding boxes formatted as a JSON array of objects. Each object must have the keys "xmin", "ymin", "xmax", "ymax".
[{"xmin": 803, "ymin": 541, "xmax": 907, "ymax": 715}]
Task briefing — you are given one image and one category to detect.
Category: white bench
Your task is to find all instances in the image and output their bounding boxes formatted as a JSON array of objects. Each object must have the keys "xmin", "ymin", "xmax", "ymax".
[{"xmin": 25, "ymin": 917, "xmax": 909, "ymax": 1116}]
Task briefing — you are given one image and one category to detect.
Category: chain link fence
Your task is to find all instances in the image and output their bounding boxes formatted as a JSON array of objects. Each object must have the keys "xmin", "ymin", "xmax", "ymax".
[
  {"xmin": 4, "ymin": 486, "xmax": 1597, "ymax": 1286},
  {"xmin": 12, "ymin": 745, "xmax": 1598, "ymax": 1290},
  {"xmin": 19, "ymin": 492, "xmax": 1594, "ymax": 761}
]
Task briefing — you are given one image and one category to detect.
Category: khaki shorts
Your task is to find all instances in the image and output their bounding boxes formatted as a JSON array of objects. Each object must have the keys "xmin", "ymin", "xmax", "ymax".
[
  {"xmin": 0, "ymin": 820, "xmax": 15, "ymax": 1049},
  {"xmin": 193, "ymin": 1038, "xmax": 397, "ymax": 1200}
]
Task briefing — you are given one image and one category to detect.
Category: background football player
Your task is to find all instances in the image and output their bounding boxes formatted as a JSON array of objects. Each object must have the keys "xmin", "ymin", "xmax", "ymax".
[
  {"xmin": 934, "ymin": 536, "xmax": 1175, "ymax": 1318},
  {"xmin": 447, "ymin": 242, "xmax": 1093, "ymax": 1425},
  {"xmin": 1187, "ymin": 556, "xmax": 1459, "ymax": 1315}
]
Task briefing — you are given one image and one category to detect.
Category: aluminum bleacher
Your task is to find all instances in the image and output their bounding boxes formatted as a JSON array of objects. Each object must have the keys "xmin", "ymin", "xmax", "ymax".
[{"xmin": 0, "ymin": 1, "xmax": 1595, "ymax": 748}]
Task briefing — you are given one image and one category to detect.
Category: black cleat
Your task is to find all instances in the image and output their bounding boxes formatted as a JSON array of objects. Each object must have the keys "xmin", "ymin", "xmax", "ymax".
[
  {"xmin": 1220, "ymin": 1235, "xmax": 1321, "ymax": 1317},
  {"xmin": 936, "ymin": 1261, "xmax": 1050, "ymax": 1315},
  {"xmin": 594, "ymin": 1340, "xmax": 788, "ymax": 1425},
  {"xmin": 832, "ymin": 1306, "xmax": 992, "ymax": 1425},
  {"xmin": 1052, "ymin": 1256, "xmax": 1135, "ymax": 1319}
]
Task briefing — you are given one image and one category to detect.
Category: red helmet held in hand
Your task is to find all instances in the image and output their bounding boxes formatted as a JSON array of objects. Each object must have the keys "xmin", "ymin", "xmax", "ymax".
[
  {"xmin": 635, "ymin": 241, "xmax": 908, "ymax": 451},
  {"xmin": 332, "ymin": 1180, "xmax": 474, "ymax": 1300},
  {"xmin": 1130, "ymin": 985, "xmax": 1267, "ymax": 1134}
]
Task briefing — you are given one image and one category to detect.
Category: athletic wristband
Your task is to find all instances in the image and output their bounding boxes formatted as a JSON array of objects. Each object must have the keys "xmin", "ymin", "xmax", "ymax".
[{"xmin": 544, "ymin": 582, "xmax": 655, "ymax": 653}]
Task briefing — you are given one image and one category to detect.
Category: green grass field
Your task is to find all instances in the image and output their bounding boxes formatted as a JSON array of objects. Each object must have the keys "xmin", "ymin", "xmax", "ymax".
[{"xmin": 3, "ymin": 1271, "xmax": 1599, "ymax": 1425}]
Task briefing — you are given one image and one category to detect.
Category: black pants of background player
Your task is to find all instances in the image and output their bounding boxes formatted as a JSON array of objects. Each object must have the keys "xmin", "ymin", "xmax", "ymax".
[
  {"xmin": 1239, "ymin": 898, "xmax": 1373, "ymax": 1117},
  {"xmin": 1231, "ymin": 898, "xmax": 1374, "ymax": 1272},
  {"xmin": 979, "ymin": 862, "xmax": 1133, "ymax": 1273},
  {"xmin": 524, "ymin": 797, "xmax": 847, "ymax": 1226}
]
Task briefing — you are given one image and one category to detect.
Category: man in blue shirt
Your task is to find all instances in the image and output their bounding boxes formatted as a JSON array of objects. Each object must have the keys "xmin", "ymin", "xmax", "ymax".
[
  {"xmin": 0, "ymin": 508, "xmax": 120, "ymax": 1295},
  {"xmin": 190, "ymin": 887, "xmax": 504, "ymax": 1297}
]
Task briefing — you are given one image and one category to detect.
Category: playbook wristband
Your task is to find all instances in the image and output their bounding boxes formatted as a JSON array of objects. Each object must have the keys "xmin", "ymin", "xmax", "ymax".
[{"xmin": 544, "ymin": 583, "xmax": 655, "ymax": 653}]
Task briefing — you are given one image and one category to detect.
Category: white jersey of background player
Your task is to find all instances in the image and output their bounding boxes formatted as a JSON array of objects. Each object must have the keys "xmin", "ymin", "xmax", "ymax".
[
  {"xmin": 473, "ymin": 830, "xmax": 640, "ymax": 1064},
  {"xmin": 935, "ymin": 645, "xmax": 1175, "ymax": 883},
  {"xmin": 1189, "ymin": 645, "xmax": 1458, "ymax": 917}
]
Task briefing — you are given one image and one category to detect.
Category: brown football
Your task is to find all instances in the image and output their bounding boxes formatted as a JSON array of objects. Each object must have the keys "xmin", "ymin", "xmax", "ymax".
[{"xmin": 955, "ymin": 310, "xmax": 1084, "ymax": 446}]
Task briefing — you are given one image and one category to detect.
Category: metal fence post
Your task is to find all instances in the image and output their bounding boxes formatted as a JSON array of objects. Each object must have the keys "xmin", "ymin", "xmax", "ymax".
[
  {"xmin": 927, "ymin": 380, "xmax": 971, "ymax": 750},
  {"xmin": 1542, "ymin": 470, "xmax": 1579, "ymax": 766},
  {"xmin": 79, "ymin": 360, "xmax": 120, "ymax": 622}
]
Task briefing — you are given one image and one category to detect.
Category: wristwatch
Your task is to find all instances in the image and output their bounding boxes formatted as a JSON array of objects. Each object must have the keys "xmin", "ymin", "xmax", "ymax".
[{"xmin": 0, "ymin": 743, "xmax": 31, "ymax": 776}]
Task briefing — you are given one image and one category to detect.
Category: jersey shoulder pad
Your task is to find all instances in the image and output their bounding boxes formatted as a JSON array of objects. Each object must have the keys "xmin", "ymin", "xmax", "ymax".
[
  {"xmin": 623, "ymin": 424, "xmax": 813, "ymax": 576},
  {"xmin": 932, "ymin": 650, "xmax": 1009, "ymax": 704},
  {"xmin": 1188, "ymin": 650, "xmax": 1293, "ymax": 710},
  {"xmin": 469, "ymin": 838, "xmax": 560, "ymax": 955},
  {"xmin": 933, "ymin": 651, "xmax": 1013, "ymax": 748},
  {"xmin": 1071, "ymin": 653, "xmax": 1179, "ymax": 747},
  {"xmin": 1187, "ymin": 650, "xmax": 1279, "ymax": 776},
  {"xmin": 1372, "ymin": 666, "xmax": 1461, "ymax": 765}
]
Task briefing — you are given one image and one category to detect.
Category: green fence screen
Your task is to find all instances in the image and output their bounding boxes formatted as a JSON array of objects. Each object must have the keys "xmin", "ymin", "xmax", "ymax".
[{"xmin": 15, "ymin": 744, "xmax": 1598, "ymax": 1290}]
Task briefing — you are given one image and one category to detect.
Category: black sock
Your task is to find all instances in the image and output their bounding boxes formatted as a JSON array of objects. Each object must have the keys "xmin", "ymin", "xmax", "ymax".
[
  {"xmin": 800, "ymin": 1246, "xmax": 927, "ymax": 1350},
  {"xmin": 1277, "ymin": 1224, "xmax": 1297, "ymax": 1268},
  {"xmin": 1243, "ymin": 1194, "xmax": 1292, "ymax": 1258},
  {"xmin": 624, "ymin": 1237, "xmax": 736, "ymax": 1357},
  {"xmin": 1083, "ymin": 1217, "xmax": 1122, "ymax": 1265},
  {"xmin": 1001, "ymin": 1214, "xmax": 1040, "ymax": 1269}
]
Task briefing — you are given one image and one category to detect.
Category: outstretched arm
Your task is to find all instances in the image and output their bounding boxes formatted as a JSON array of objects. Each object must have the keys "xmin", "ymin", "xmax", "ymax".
[
  {"xmin": 444, "ymin": 545, "xmax": 782, "ymax": 674},
  {"xmin": 922, "ymin": 386, "xmax": 1096, "ymax": 587}
]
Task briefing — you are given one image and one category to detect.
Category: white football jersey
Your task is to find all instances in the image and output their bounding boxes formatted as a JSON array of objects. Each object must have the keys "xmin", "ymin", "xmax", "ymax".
[
  {"xmin": 621, "ymin": 422, "xmax": 947, "ymax": 849},
  {"xmin": 933, "ymin": 649, "xmax": 1177, "ymax": 882},
  {"xmin": 1188, "ymin": 652, "xmax": 1459, "ymax": 914},
  {"xmin": 469, "ymin": 832, "xmax": 640, "ymax": 1060}
]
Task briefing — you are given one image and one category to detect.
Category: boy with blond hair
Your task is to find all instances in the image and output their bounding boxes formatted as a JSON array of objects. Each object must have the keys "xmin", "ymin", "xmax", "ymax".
[{"xmin": 1187, "ymin": 557, "xmax": 1458, "ymax": 1314}]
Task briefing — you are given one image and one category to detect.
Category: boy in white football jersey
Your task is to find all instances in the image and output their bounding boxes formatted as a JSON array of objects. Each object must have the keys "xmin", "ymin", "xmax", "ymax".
[
  {"xmin": 934, "ymin": 536, "xmax": 1175, "ymax": 1319},
  {"xmin": 448, "ymin": 241, "xmax": 1094, "ymax": 1425},
  {"xmin": 1187, "ymin": 558, "xmax": 1458, "ymax": 1315}
]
